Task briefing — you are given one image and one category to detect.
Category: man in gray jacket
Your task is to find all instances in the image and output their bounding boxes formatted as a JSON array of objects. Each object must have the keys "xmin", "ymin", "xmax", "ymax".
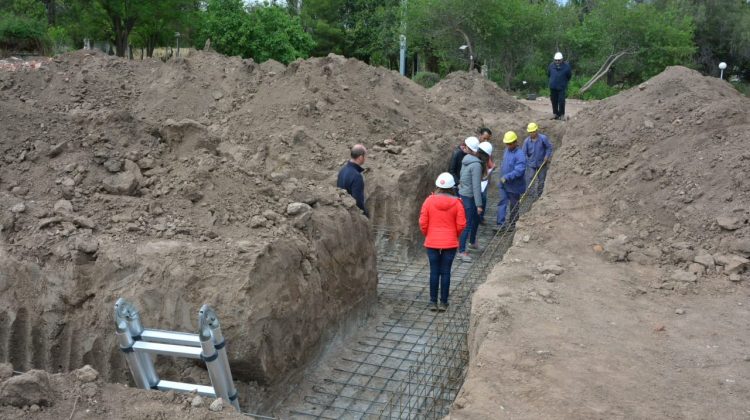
[{"xmin": 457, "ymin": 136, "xmax": 483, "ymax": 262}]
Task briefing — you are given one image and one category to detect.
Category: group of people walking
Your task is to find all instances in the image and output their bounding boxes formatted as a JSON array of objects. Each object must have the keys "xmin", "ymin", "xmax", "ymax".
[{"xmin": 419, "ymin": 123, "xmax": 553, "ymax": 312}]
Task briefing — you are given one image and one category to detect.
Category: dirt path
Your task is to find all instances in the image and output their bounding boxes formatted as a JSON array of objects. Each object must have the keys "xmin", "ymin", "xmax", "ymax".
[
  {"xmin": 520, "ymin": 96, "xmax": 591, "ymax": 119},
  {"xmin": 452, "ymin": 185, "xmax": 749, "ymax": 419}
]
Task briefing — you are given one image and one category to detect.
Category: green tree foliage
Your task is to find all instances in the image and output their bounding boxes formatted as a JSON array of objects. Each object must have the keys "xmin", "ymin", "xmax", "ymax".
[
  {"xmin": 566, "ymin": 0, "xmax": 695, "ymax": 84},
  {"xmin": 195, "ymin": 0, "xmax": 314, "ymax": 64},
  {"xmin": 130, "ymin": 0, "xmax": 199, "ymax": 57},
  {"xmin": 0, "ymin": 0, "xmax": 47, "ymax": 21},
  {"xmin": 299, "ymin": 0, "xmax": 400, "ymax": 66},
  {"xmin": 3, "ymin": 0, "xmax": 744, "ymax": 98},
  {"xmin": 246, "ymin": 4, "xmax": 316, "ymax": 64},
  {"xmin": 675, "ymin": 0, "xmax": 750, "ymax": 80},
  {"xmin": 0, "ymin": 0, "xmax": 50, "ymax": 54}
]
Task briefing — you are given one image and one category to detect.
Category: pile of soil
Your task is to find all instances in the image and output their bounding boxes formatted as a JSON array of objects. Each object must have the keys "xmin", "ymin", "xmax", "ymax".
[
  {"xmin": 0, "ymin": 363, "xmax": 246, "ymax": 419},
  {"xmin": 454, "ymin": 66, "xmax": 750, "ymax": 419},
  {"xmin": 429, "ymin": 71, "xmax": 528, "ymax": 128},
  {"xmin": 0, "ymin": 49, "xmax": 530, "ymax": 410},
  {"xmin": 562, "ymin": 66, "xmax": 750, "ymax": 286}
]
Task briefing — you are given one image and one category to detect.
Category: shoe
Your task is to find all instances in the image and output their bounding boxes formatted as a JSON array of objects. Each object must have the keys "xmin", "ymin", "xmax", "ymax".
[
  {"xmin": 492, "ymin": 224, "xmax": 504, "ymax": 232},
  {"xmin": 458, "ymin": 252, "xmax": 473, "ymax": 262},
  {"xmin": 429, "ymin": 302, "xmax": 439, "ymax": 312},
  {"xmin": 551, "ymin": 115, "xmax": 559, "ymax": 120},
  {"xmin": 468, "ymin": 242, "xmax": 481, "ymax": 250},
  {"xmin": 438, "ymin": 302, "xmax": 448, "ymax": 312}
]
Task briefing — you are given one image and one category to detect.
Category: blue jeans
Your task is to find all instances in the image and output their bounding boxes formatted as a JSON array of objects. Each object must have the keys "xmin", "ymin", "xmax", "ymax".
[
  {"xmin": 458, "ymin": 195, "xmax": 479, "ymax": 252},
  {"xmin": 524, "ymin": 165, "xmax": 548, "ymax": 198},
  {"xmin": 426, "ymin": 248, "xmax": 457, "ymax": 304},
  {"xmin": 497, "ymin": 187, "xmax": 521, "ymax": 228}
]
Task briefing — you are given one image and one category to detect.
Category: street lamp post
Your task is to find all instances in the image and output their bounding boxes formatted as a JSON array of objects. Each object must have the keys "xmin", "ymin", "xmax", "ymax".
[
  {"xmin": 719, "ymin": 62, "xmax": 727, "ymax": 80},
  {"xmin": 459, "ymin": 45, "xmax": 473, "ymax": 71},
  {"xmin": 399, "ymin": 35, "xmax": 407, "ymax": 76}
]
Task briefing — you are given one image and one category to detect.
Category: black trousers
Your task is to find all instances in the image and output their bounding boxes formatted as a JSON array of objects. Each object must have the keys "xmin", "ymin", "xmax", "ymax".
[{"xmin": 550, "ymin": 88, "xmax": 566, "ymax": 117}]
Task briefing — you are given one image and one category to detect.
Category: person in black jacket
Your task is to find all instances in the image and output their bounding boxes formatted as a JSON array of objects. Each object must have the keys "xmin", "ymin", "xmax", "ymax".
[
  {"xmin": 448, "ymin": 142, "xmax": 468, "ymax": 184},
  {"xmin": 547, "ymin": 52, "xmax": 572, "ymax": 120},
  {"xmin": 337, "ymin": 144, "xmax": 368, "ymax": 217}
]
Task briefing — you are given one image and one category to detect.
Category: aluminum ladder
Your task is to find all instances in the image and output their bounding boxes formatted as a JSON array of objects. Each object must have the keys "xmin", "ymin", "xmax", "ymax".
[{"xmin": 114, "ymin": 298, "xmax": 240, "ymax": 410}]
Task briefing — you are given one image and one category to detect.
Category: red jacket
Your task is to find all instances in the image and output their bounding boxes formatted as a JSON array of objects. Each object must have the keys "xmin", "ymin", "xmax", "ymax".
[{"xmin": 419, "ymin": 193, "xmax": 466, "ymax": 249}]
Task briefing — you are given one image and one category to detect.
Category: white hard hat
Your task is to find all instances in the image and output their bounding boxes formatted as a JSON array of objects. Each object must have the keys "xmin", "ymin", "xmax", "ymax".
[
  {"xmin": 554, "ymin": 52, "xmax": 563, "ymax": 60},
  {"xmin": 435, "ymin": 172, "xmax": 455, "ymax": 189},
  {"xmin": 478, "ymin": 141, "xmax": 493, "ymax": 156},
  {"xmin": 464, "ymin": 136, "xmax": 480, "ymax": 152}
]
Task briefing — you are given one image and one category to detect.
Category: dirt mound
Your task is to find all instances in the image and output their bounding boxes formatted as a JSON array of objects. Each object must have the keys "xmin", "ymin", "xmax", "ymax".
[
  {"xmin": 560, "ymin": 65, "xmax": 750, "ymax": 286},
  {"xmin": 428, "ymin": 71, "xmax": 528, "ymax": 126},
  {"xmin": 0, "ymin": 364, "xmax": 246, "ymax": 418},
  {"xmin": 0, "ymin": 49, "xmax": 496, "ymax": 405}
]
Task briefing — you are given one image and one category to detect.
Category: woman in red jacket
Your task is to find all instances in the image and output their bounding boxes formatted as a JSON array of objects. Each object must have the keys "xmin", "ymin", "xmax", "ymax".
[{"xmin": 419, "ymin": 173, "xmax": 467, "ymax": 312}]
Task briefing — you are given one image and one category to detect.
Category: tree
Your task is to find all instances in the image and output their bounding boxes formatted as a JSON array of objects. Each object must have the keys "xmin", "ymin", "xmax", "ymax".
[
  {"xmin": 195, "ymin": 0, "xmax": 315, "ymax": 64},
  {"xmin": 130, "ymin": 0, "xmax": 199, "ymax": 57},
  {"xmin": 566, "ymin": 0, "xmax": 695, "ymax": 84},
  {"xmin": 673, "ymin": 0, "xmax": 750, "ymax": 80},
  {"xmin": 298, "ymin": 0, "xmax": 401, "ymax": 66},
  {"xmin": 246, "ymin": 4, "xmax": 315, "ymax": 64},
  {"xmin": 95, "ymin": 0, "xmax": 139, "ymax": 56}
]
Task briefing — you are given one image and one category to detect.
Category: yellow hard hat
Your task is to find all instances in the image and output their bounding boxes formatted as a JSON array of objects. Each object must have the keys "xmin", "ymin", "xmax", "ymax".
[
  {"xmin": 527, "ymin": 122, "xmax": 538, "ymax": 133},
  {"xmin": 503, "ymin": 131, "xmax": 518, "ymax": 144}
]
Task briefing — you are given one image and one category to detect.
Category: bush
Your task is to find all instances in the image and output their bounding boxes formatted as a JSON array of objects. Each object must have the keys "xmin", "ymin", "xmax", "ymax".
[
  {"xmin": 732, "ymin": 81, "xmax": 750, "ymax": 97},
  {"xmin": 0, "ymin": 14, "xmax": 50, "ymax": 55},
  {"xmin": 567, "ymin": 76, "xmax": 621, "ymax": 100},
  {"xmin": 413, "ymin": 71, "xmax": 440, "ymax": 88},
  {"xmin": 47, "ymin": 26, "xmax": 72, "ymax": 55}
]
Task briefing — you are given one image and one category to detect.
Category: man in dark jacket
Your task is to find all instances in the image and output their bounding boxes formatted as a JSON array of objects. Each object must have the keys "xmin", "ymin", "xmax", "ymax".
[
  {"xmin": 448, "ymin": 142, "xmax": 468, "ymax": 184},
  {"xmin": 547, "ymin": 52, "xmax": 572, "ymax": 120},
  {"xmin": 337, "ymin": 144, "xmax": 368, "ymax": 217}
]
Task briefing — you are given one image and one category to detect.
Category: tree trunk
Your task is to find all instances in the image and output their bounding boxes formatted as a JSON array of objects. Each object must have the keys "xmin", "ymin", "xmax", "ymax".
[
  {"xmin": 426, "ymin": 54, "xmax": 439, "ymax": 73},
  {"xmin": 579, "ymin": 51, "xmax": 631, "ymax": 94},
  {"xmin": 112, "ymin": 16, "xmax": 136, "ymax": 58},
  {"xmin": 456, "ymin": 28, "xmax": 474, "ymax": 71},
  {"xmin": 43, "ymin": 0, "xmax": 57, "ymax": 25},
  {"xmin": 146, "ymin": 34, "xmax": 157, "ymax": 58}
]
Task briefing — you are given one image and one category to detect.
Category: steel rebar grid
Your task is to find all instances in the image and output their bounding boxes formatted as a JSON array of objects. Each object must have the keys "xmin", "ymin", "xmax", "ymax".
[{"xmin": 289, "ymin": 175, "xmax": 544, "ymax": 420}]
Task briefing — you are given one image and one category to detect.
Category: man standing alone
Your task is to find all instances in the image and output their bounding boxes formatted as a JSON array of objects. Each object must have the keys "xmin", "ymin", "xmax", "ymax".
[
  {"xmin": 337, "ymin": 144, "xmax": 369, "ymax": 217},
  {"xmin": 547, "ymin": 52, "xmax": 572, "ymax": 121}
]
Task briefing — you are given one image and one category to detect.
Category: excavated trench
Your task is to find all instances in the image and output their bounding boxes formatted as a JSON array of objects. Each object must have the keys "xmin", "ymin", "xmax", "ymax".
[
  {"xmin": 0, "ymin": 138, "xmax": 559, "ymax": 419},
  {"xmin": 0, "ymin": 51, "xmax": 567, "ymax": 418},
  {"xmin": 275, "ymin": 175, "xmax": 545, "ymax": 419}
]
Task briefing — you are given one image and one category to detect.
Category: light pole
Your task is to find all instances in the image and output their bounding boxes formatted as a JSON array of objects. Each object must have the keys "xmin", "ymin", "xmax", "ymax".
[
  {"xmin": 400, "ymin": 35, "xmax": 407, "ymax": 76},
  {"xmin": 175, "ymin": 32, "xmax": 181, "ymax": 58},
  {"xmin": 718, "ymin": 62, "xmax": 727, "ymax": 80},
  {"xmin": 459, "ymin": 45, "xmax": 473, "ymax": 71}
]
